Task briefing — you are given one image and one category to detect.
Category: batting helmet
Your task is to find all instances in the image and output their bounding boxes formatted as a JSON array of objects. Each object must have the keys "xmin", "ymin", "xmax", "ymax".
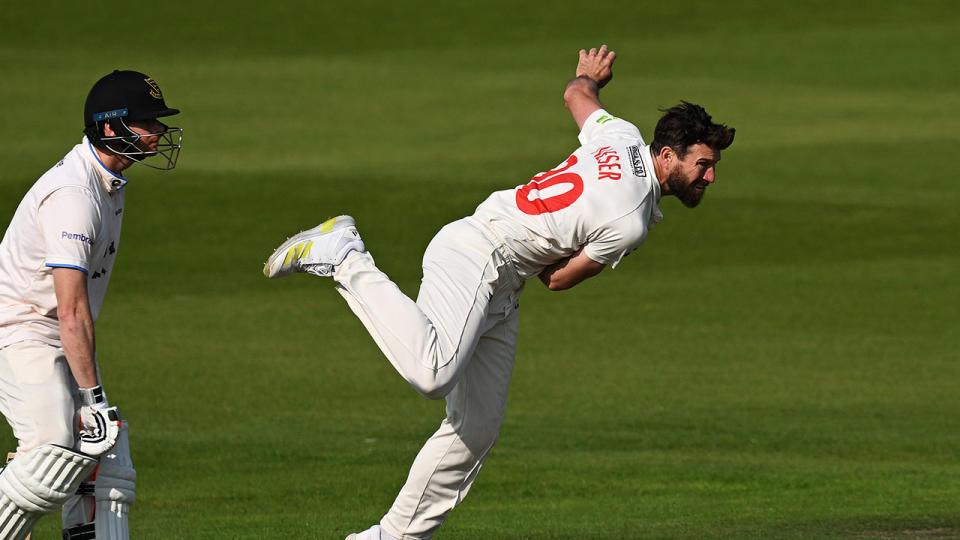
[{"xmin": 83, "ymin": 70, "xmax": 183, "ymax": 170}]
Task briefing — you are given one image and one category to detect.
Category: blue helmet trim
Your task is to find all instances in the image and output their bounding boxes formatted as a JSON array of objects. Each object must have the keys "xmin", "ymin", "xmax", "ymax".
[{"xmin": 92, "ymin": 108, "xmax": 129, "ymax": 122}]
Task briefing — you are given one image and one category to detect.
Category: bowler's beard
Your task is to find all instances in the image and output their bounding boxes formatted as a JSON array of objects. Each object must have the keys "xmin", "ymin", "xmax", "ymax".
[{"xmin": 666, "ymin": 168, "xmax": 705, "ymax": 208}]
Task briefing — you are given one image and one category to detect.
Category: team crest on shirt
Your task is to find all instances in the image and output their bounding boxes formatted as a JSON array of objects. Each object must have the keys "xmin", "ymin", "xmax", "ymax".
[
  {"xmin": 627, "ymin": 145, "xmax": 647, "ymax": 177},
  {"xmin": 144, "ymin": 77, "xmax": 163, "ymax": 100}
]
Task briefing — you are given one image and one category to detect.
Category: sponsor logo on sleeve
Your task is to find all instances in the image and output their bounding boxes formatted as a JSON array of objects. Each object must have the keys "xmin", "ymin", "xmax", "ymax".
[
  {"xmin": 61, "ymin": 231, "xmax": 94, "ymax": 245},
  {"xmin": 627, "ymin": 145, "xmax": 647, "ymax": 177},
  {"xmin": 596, "ymin": 114, "xmax": 617, "ymax": 125}
]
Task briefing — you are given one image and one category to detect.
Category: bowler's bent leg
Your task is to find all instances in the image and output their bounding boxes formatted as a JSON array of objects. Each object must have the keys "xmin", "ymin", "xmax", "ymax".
[
  {"xmin": 333, "ymin": 219, "xmax": 500, "ymax": 399},
  {"xmin": 380, "ymin": 302, "xmax": 519, "ymax": 539}
]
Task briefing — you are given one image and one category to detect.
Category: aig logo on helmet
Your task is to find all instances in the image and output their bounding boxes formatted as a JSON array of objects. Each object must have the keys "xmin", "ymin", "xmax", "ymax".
[{"xmin": 144, "ymin": 77, "xmax": 163, "ymax": 100}]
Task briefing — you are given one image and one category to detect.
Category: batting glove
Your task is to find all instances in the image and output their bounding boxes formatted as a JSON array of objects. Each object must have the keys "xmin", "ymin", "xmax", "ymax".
[{"xmin": 78, "ymin": 385, "xmax": 121, "ymax": 457}]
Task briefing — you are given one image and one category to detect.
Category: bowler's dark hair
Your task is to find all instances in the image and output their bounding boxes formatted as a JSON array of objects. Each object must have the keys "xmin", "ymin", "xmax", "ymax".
[{"xmin": 650, "ymin": 101, "xmax": 735, "ymax": 159}]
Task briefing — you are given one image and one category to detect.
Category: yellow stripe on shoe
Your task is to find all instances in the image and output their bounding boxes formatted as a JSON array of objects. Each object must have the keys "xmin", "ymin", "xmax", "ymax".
[
  {"xmin": 283, "ymin": 246, "xmax": 297, "ymax": 266},
  {"xmin": 319, "ymin": 217, "xmax": 337, "ymax": 233},
  {"xmin": 282, "ymin": 241, "xmax": 314, "ymax": 267}
]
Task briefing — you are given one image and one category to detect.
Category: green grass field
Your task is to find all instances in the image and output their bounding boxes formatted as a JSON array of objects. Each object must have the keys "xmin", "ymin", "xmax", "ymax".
[{"xmin": 2, "ymin": 1, "xmax": 958, "ymax": 538}]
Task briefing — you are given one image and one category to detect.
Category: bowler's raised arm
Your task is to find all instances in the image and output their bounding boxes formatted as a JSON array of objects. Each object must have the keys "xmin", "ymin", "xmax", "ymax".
[{"xmin": 564, "ymin": 44, "xmax": 616, "ymax": 130}]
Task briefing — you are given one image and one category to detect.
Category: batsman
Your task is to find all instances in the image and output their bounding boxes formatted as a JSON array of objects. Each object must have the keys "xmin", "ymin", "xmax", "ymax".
[
  {"xmin": 265, "ymin": 45, "xmax": 734, "ymax": 539},
  {"xmin": 0, "ymin": 70, "xmax": 182, "ymax": 538}
]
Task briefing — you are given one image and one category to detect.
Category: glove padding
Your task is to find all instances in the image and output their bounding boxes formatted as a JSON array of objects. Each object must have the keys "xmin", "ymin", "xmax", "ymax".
[
  {"xmin": 79, "ymin": 405, "xmax": 121, "ymax": 456},
  {"xmin": 77, "ymin": 385, "xmax": 122, "ymax": 457}
]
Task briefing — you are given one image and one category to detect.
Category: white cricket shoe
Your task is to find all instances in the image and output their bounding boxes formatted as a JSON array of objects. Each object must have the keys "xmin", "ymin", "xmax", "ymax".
[
  {"xmin": 345, "ymin": 524, "xmax": 399, "ymax": 540},
  {"xmin": 262, "ymin": 215, "xmax": 364, "ymax": 278}
]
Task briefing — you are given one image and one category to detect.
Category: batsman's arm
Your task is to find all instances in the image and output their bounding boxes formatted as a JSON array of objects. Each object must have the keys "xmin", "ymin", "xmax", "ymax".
[
  {"xmin": 565, "ymin": 45, "xmax": 616, "ymax": 130},
  {"xmin": 538, "ymin": 249, "xmax": 606, "ymax": 291},
  {"xmin": 57, "ymin": 268, "xmax": 121, "ymax": 456},
  {"xmin": 53, "ymin": 267, "xmax": 99, "ymax": 388}
]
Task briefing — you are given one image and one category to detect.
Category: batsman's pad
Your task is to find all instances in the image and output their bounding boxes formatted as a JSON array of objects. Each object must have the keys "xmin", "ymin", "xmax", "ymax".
[
  {"xmin": 0, "ymin": 445, "xmax": 98, "ymax": 540},
  {"xmin": 95, "ymin": 421, "xmax": 135, "ymax": 539}
]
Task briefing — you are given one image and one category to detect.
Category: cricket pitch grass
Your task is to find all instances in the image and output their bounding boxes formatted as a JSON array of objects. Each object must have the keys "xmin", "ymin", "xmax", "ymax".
[{"xmin": 1, "ymin": 1, "xmax": 958, "ymax": 538}]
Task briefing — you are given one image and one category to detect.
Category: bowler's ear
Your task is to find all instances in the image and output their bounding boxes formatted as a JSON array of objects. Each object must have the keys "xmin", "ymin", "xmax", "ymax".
[{"xmin": 656, "ymin": 145, "xmax": 676, "ymax": 164}]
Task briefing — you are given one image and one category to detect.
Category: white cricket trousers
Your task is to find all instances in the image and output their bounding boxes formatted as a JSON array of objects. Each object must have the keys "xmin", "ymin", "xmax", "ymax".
[
  {"xmin": 0, "ymin": 341, "xmax": 135, "ymax": 534},
  {"xmin": 0, "ymin": 341, "xmax": 90, "ymax": 531},
  {"xmin": 334, "ymin": 217, "xmax": 524, "ymax": 540},
  {"xmin": 0, "ymin": 341, "xmax": 77, "ymax": 452}
]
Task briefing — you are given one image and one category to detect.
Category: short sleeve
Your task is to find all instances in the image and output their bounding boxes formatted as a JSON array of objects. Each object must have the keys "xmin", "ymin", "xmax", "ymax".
[
  {"xmin": 578, "ymin": 109, "xmax": 645, "ymax": 147},
  {"xmin": 38, "ymin": 187, "xmax": 101, "ymax": 274},
  {"xmin": 582, "ymin": 212, "xmax": 647, "ymax": 268}
]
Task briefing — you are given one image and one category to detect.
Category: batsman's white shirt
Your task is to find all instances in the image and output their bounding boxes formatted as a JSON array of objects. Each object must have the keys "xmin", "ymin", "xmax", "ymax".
[
  {"xmin": 472, "ymin": 108, "xmax": 663, "ymax": 278},
  {"xmin": 0, "ymin": 137, "xmax": 126, "ymax": 349}
]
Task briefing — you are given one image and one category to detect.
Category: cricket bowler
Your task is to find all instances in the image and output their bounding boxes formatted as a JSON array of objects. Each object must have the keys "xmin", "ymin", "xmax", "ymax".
[
  {"xmin": 264, "ymin": 45, "xmax": 734, "ymax": 539},
  {"xmin": 0, "ymin": 70, "xmax": 182, "ymax": 539}
]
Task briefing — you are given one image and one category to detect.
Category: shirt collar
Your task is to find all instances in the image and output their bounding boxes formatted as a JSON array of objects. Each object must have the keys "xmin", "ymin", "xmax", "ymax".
[
  {"xmin": 644, "ymin": 144, "xmax": 662, "ymax": 203},
  {"xmin": 82, "ymin": 136, "xmax": 129, "ymax": 193}
]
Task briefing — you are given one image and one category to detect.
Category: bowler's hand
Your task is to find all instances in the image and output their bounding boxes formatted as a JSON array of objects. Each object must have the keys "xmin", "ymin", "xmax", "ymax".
[{"xmin": 576, "ymin": 45, "xmax": 616, "ymax": 88}]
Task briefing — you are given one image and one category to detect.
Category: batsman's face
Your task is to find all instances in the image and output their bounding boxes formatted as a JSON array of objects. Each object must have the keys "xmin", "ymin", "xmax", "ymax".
[
  {"xmin": 127, "ymin": 118, "xmax": 168, "ymax": 153},
  {"xmin": 665, "ymin": 143, "xmax": 721, "ymax": 208}
]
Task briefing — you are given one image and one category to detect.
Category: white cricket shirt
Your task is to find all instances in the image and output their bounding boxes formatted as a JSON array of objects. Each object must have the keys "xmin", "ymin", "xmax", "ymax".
[
  {"xmin": 472, "ymin": 109, "xmax": 663, "ymax": 279},
  {"xmin": 0, "ymin": 137, "xmax": 127, "ymax": 348}
]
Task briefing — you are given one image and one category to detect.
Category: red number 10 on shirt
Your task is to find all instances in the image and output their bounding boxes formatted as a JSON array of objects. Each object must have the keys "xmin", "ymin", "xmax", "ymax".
[{"xmin": 515, "ymin": 155, "xmax": 583, "ymax": 215}]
